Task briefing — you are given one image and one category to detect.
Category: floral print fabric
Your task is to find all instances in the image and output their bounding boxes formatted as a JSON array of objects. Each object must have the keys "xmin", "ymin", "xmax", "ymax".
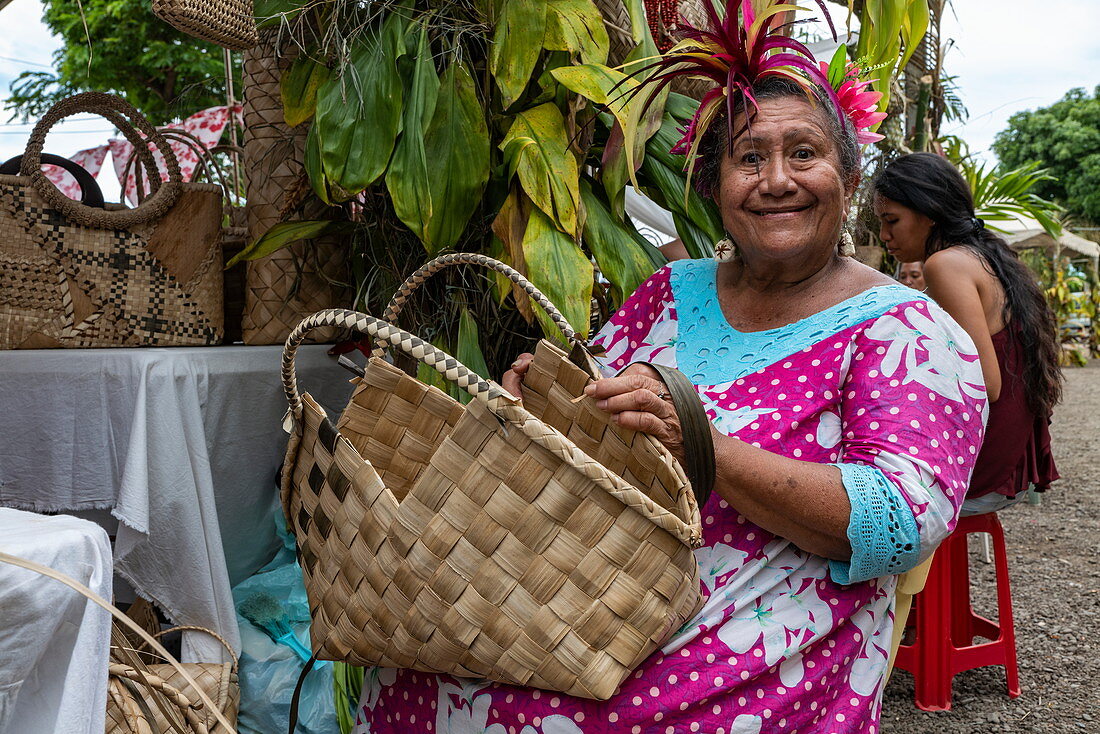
[{"xmin": 353, "ymin": 260, "xmax": 986, "ymax": 734}]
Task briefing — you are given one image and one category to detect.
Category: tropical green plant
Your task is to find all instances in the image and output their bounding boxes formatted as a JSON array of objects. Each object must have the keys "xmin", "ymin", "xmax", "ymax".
[
  {"xmin": 851, "ymin": 0, "xmax": 929, "ymax": 117},
  {"xmin": 992, "ymin": 86, "xmax": 1100, "ymax": 224},
  {"xmin": 240, "ymin": 0, "xmax": 727, "ymax": 380},
  {"xmin": 5, "ymin": 0, "xmax": 233, "ymax": 124},
  {"xmin": 958, "ymin": 159, "xmax": 1063, "ymax": 240}
]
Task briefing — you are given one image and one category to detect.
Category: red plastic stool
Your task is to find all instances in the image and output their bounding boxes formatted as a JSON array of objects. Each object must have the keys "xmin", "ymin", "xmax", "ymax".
[{"xmin": 892, "ymin": 512, "xmax": 1020, "ymax": 711}]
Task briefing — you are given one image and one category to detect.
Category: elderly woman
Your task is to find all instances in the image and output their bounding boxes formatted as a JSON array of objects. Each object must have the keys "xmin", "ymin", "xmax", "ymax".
[{"xmin": 354, "ymin": 12, "xmax": 985, "ymax": 734}]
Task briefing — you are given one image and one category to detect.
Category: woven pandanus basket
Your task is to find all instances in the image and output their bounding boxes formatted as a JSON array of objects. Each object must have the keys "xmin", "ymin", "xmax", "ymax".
[
  {"xmin": 152, "ymin": 0, "xmax": 258, "ymax": 51},
  {"xmin": 280, "ymin": 254, "xmax": 705, "ymax": 700}
]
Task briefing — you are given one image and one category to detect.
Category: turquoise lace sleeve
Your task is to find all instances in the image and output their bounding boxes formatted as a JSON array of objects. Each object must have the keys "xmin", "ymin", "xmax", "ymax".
[{"xmin": 829, "ymin": 463, "xmax": 921, "ymax": 585}]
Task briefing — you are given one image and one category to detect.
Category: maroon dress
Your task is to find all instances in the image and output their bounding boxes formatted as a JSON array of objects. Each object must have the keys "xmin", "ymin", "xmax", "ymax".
[{"xmin": 967, "ymin": 320, "xmax": 1059, "ymax": 499}]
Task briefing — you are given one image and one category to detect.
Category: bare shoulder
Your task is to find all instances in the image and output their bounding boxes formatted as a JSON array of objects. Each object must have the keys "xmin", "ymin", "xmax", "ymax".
[{"xmin": 923, "ymin": 247, "xmax": 984, "ymax": 281}]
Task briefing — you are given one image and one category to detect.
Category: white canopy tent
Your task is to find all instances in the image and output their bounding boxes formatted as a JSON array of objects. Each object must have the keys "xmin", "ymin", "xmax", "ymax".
[{"xmin": 998, "ymin": 217, "xmax": 1100, "ymax": 274}]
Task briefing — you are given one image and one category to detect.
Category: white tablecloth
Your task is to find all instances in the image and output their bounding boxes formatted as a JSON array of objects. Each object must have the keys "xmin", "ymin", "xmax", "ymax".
[
  {"xmin": 0, "ymin": 345, "xmax": 355, "ymax": 663},
  {"xmin": 0, "ymin": 509, "xmax": 113, "ymax": 734}
]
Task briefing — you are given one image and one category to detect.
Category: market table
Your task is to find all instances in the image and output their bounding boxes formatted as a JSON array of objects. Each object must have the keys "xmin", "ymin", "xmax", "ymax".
[
  {"xmin": 0, "ymin": 345, "xmax": 355, "ymax": 663},
  {"xmin": 0, "ymin": 508, "xmax": 113, "ymax": 734}
]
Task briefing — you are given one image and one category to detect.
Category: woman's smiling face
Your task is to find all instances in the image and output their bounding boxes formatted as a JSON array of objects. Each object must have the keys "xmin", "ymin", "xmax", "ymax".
[{"xmin": 716, "ymin": 96, "xmax": 855, "ymax": 265}]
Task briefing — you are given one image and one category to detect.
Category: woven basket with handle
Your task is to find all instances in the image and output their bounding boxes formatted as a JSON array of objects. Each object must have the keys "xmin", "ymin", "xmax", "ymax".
[
  {"xmin": 107, "ymin": 624, "xmax": 240, "ymax": 734},
  {"xmin": 152, "ymin": 0, "xmax": 258, "ymax": 51},
  {"xmin": 0, "ymin": 93, "xmax": 224, "ymax": 349},
  {"xmin": 281, "ymin": 254, "xmax": 708, "ymax": 701}
]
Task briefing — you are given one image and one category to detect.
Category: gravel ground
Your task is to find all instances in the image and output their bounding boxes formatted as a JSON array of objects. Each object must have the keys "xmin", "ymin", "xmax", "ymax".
[{"xmin": 881, "ymin": 361, "xmax": 1100, "ymax": 733}]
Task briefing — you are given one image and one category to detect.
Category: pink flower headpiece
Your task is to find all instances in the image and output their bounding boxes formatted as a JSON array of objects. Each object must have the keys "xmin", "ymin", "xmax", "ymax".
[
  {"xmin": 624, "ymin": 0, "xmax": 889, "ymax": 186},
  {"xmin": 820, "ymin": 59, "xmax": 886, "ymax": 144}
]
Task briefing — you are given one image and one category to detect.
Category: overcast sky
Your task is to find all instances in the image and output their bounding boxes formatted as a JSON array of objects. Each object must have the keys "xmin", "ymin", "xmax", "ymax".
[{"xmin": 1, "ymin": 0, "xmax": 1098, "ymax": 201}]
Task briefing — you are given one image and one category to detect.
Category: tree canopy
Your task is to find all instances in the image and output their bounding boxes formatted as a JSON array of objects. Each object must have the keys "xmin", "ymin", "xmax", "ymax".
[
  {"xmin": 992, "ymin": 86, "xmax": 1100, "ymax": 224},
  {"xmin": 5, "ymin": 0, "xmax": 233, "ymax": 125}
]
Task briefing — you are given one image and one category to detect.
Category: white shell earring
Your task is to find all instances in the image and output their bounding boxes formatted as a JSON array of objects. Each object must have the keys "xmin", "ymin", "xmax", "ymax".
[
  {"xmin": 714, "ymin": 238, "xmax": 737, "ymax": 262},
  {"xmin": 839, "ymin": 230, "xmax": 856, "ymax": 257}
]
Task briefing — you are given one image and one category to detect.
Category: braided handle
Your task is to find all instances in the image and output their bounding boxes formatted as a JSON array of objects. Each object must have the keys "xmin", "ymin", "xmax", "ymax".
[
  {"xmin": 284, "ymin": 310, "xmax": 704, "ymax": 547},
  {"xmin": 284, "ymin": 309, "xmax": 517, "ymax": 419},
  {"xmin": 21, "ymin": 92, "xmax": 183, "ymax": 229},
  {"xmin": 153, "ymin": 625, "xmax": 239, "ymax": 672},
  {"xmin": 371, "ymin": 253, "xmax": 584, "ymax": 359}
]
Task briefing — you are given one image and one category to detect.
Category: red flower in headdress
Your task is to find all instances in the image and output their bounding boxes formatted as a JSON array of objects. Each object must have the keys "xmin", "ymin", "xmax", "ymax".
[
  {"xmin": 625, "ymin": 0, "xmax": 844, "ymax": 185},
  {"xmin": 819, "ymin": 61, "xmax": 886, "ymax": 144}
]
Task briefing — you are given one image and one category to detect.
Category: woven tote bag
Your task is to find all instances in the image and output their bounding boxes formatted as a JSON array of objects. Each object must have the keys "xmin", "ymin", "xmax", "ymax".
[
  {"xmin": 152, "ymin": 0, "xmax": 258, "ymax": 51},
  {"xmin": 107, "ymin": 624, "xmax": 240, "ymax": 734},
  {"xmin": 0, "ymin": 93, "xmax": 225, "ymax": 349},
  {"xmin": 0, "ymin": 550, "xmax": 240, "ymax": 734},
  {"xmin": 281, "ymin": 254, "xmax": 709, "ymax": 701}
]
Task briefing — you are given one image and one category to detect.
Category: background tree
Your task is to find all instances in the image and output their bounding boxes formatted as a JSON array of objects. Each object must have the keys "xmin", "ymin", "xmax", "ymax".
[
  {"xmin": 5, "ymin": 0, "xmax": 234, "ymax": 124},
  {"xmin": 992, "ymin": 86, "xmax": 1100, "ymax": 225}
]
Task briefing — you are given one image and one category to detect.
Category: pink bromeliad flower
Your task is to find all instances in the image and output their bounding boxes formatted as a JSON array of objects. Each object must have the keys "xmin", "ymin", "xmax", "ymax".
[{"xmin": 820, "ymin": 61, "xmax": 886, "ymax": 144}]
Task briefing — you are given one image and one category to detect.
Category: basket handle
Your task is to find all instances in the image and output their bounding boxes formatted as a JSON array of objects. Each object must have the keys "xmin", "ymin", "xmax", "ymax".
[
  {"xmin": 371, "ymin": 253, "xmax": 586, "ymax": 360},
  {"xmin": 284, "ymin": 309, "xmax": 517, "ymax": 420},
  {"xmin": 21, "ymin": 92, "xmax": 183, "ymax": 229},
  {"xmin": 153, "ymin": 625, "xmax": 240, "ymax": 672},
  {"xmin": 124, "ymin": 128, "xmax": 236, "ymax": 205},
  {"xmin": 284, "ymin": 309, "xmax": 704, "ymax": 547}
]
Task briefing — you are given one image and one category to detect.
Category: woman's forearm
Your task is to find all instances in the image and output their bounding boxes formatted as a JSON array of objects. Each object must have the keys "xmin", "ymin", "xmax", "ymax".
[{"xmin": 711, "ymin": 432, "xmax": 853, "ymax": 561}]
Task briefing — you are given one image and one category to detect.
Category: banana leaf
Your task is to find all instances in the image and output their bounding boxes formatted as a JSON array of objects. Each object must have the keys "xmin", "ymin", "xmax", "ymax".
[
  {"xmin": 543, "ymin": 0, "xmax": 610, "ymax": 65},
  {"xmin": 490, "ymin": 0, "xmax": 546, "ymax": 108},
  {"xmin": 500, "ymin": 103, "xmax": 581, "ymax": 238},
  {"xmin": 313, "ymin": 13, "xmax": 407, "ymax": 200},
  {"xmin": 551, "ymin": 63, "xmax": 664, "ymax": 191},
  {"xmin": 522, "ymin": 207, "xmax": 593, "ymax": 340},
  {"xmin": 281, "ymin": 55, "xmax": 329, "ymax": 128},
  {"xmin": 386, "ymin": 24, "xmax": 441, "ymax": 248},
  {"xmin": 421, "ymin": 59, "xmax": 491, "ymax": 251}
]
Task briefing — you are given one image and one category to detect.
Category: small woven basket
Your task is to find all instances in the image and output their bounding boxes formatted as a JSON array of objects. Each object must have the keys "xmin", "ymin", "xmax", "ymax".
[
  {"xmin": 152, "ymin": 0, "xmax": 258, "ymax": 51},
  {"xmin": 281, "ymin": 255, "xmax": 705, "ymax": 700}
]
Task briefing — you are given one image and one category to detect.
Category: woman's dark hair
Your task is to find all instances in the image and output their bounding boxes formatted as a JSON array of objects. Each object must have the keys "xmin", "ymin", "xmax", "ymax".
[
  {"xmin": 873, "ymin": 152, "xmax": 1062, "ymax": 417},
  {"xmin": 694, "ymin": 76, "xmax": 861, "ymax": 198}
]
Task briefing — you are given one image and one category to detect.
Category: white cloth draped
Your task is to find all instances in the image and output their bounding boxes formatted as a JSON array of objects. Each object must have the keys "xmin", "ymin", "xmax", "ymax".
[
  {"xmin": 0, "ymin": 509, "xmax": 113, "ymax": 734},
  {"xmin": 0, "ymin": 345, "xmax": 355, "ymax": 663}
]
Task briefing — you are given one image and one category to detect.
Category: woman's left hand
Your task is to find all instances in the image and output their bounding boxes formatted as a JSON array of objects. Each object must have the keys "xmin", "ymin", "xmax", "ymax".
[{"xmin": 584, "ymin": 363, "xmax": 685, "ymax": 463}]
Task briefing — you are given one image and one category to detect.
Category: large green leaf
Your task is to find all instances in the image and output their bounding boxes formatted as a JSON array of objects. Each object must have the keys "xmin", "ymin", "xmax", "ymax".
[
  {"xmin": 620, "ymin": 0, "xmax": 649, "ymax": 45},
  {"xmin": 254, "ymin": 0, "xmax": 302, "ymax": 28},
  {"xmin": 522, "ymin": 207, "xmax": 593, "ymax": 340},
  {"xmin": 543, "ymin": 0, "xmax": 609, "ymax": 65},
  {"xmin": 500, "ymin": 103, "xmax": 581, "ymax": 238},
  {"xmin": 421, "ymin": 60, "xmax": 491, "ymax": 252},
  {"xmin": 281, "ymin": 56, "xmax": 329, "ymax": 128},
  {"xmin": 580, "ymin": 179, "xmax": 655, "ymax": 304},
  {"xmin": 304, "ymin": 125, "xmax": 331, "ymax": 204},
  {"xmin": 639, "ymin": 126, "xmax": 724, "ymax": 252},
  {"xmin": 456, "ymin": 307, "xmax": 492, "ymax": 403},
  {"xmin": 490, "ymin": 0, "xmax": 546, "ymax": 108},
  {"xmin": 386, "ymin": 24, "xmax": 441, "ymax": 247},
  {"xmin": 313, "ymin": 14, "xmax": 407, "ymax": 200},
  {"xmin": 551, "ymin": 63, "xmax": 664, "ymax": 188},
  {"xmin": 226, "ymin": 220, "xmax": 355, "ymax": 267}
]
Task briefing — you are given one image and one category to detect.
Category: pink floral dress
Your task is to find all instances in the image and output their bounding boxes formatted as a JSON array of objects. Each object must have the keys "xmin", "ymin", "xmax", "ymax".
[{"xmin": 353, "ymin": 260, "xmax": 987, "ymax": 734}]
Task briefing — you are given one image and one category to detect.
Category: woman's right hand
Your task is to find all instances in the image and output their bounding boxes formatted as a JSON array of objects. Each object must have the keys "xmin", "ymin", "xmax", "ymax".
[{"xmin": 501, "ymin": 352, "xmax": 534, "ymax": 400}]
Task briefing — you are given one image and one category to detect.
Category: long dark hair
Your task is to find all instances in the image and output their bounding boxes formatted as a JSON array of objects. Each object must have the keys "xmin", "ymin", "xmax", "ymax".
[{"xmin": 874, "ymin": 152, "xmax": 1062, "ymax": 417}]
